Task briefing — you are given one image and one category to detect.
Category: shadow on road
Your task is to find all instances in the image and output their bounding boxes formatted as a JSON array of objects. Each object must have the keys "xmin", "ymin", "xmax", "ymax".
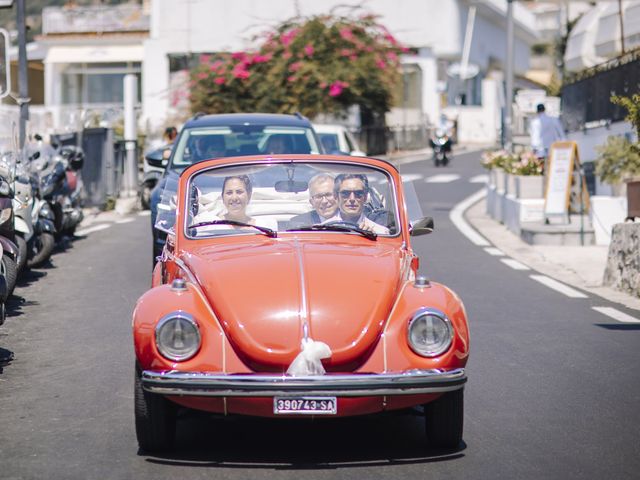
[
  {"xmin": 0, "ymin": 346, "xmax": 14, "ymax": 373},
  {"xmin": 142, "ymin": 411, "xmax": 466, "ymax": 469}
]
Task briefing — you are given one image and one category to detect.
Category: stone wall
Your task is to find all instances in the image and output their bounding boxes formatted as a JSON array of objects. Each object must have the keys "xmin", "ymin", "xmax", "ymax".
[{"xmin": 603, "ymin": 223, "xmax": 640, "ymax": 297}]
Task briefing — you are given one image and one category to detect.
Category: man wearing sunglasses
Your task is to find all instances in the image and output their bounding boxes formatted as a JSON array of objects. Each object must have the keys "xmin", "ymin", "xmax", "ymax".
[
  {"xmin": 326, "ymin": 173, "xmax": 389, "ymax": 234},
  {"xmin": 288, "ymin": 173, "xmax": 339, "ymax": 227}
]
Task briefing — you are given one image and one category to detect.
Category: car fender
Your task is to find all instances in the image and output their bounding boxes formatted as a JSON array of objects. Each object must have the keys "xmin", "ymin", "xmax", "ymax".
[
  {"xmin": 359, "ymin": 280, "xmax": 469, "ymax": 373},
  {"xmin": 133, "ymin": 282, "xmax": 229, "ymax": 372}
]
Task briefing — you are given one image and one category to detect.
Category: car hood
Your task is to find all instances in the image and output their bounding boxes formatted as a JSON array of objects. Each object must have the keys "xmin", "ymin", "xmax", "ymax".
[{"xmin": 184, "ymin": 238, "xmax": 403, "ymax": 372}]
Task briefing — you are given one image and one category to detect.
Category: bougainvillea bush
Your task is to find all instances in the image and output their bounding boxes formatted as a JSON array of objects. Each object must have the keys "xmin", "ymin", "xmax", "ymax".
[
  {"xmin": 481, "ymin": 149, "xmax": 544, "ymax": 175},
  {"xmin": 189, "ymin": 13, "xmax": 407, "ymax": 118}
]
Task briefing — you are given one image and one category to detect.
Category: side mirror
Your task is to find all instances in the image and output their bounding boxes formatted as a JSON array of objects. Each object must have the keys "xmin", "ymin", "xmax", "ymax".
[
  {"xmin": 410, "ymin": 216, "xmax": 434, "ymax": 236},
  {"xmin": 145, "ymin": 147, "xmax": 168, "ymax": 168}
]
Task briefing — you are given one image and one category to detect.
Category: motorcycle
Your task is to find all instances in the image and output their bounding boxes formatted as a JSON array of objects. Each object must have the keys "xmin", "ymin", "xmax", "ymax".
[
  {"xmin": 31, "ymin": 136, "xmax": 85, "ymax": 241},
  {"xmin": 429, "ymin": 129, "xmax": 452, "ymax": 167},
  {"xmin": 12, "ymin": 149, "xmax": 57, "ymax": 269},
  {"xmin": 0, "ymin": 162, "xmax": 20, "ymax": 296}
]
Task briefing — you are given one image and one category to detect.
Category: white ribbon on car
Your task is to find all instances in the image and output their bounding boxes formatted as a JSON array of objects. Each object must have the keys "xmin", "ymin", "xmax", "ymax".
[{"xmin": 286, "ymin": 338, "xmax": 332, "ymax": 376}]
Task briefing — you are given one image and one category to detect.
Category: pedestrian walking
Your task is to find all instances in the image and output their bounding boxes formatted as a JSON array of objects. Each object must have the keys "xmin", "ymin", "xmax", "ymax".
[{"xmin": 529, "ymin": 103, "xmax": 565, "ymax": 160}]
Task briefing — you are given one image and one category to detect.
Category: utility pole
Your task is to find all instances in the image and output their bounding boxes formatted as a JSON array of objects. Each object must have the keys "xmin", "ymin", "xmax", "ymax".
[
  {"xmin": 16, "ymin": 0, "xmax": 29, "ymax": 149},
  {"xmin": 618, "ymin": 0, "xmax": 626, "ymax": 54},
  {"xmin": 504, "ymin": 0, "xmax": 514, "ymax": 152}
]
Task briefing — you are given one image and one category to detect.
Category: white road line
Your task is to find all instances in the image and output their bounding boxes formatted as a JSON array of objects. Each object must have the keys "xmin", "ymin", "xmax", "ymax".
[
  {"xmin": 501, "ymin": 258, "xmax": 530, "ymax": 270},
  {"xmin": 425, "ymin": 174, "xmax": 461, "ymax": 183},
  {"xmin": 116, "ymin": 218, "xmax": 135, "ymax": 224},
  {"xmin": 484, "ymin": 247, "xmax": 504, "ymax": 256},
  {"xmin": 529, "ymin": 275, "xmax": 588, "ymax": 298},
  {"xmin": 469, "ymin": 174, "xmax": 489, "ymax": 184},
  {"xmin": 138, "ymin": 210, "xmax": 151, "ymax": 216},
  {"xmin": 75, "ymin": 224, "xmax": 111, "ymax": 236},
  {"xmin": 449, "ymin": 189, "xmax": 490, "ymax": 247},
  {"xmin": 592, "ymin": 306, "xmax": 640, "ymax": 323},
  {"xmin": 400, "ymin": 173, "xmax": 424, "ymax": 183}
]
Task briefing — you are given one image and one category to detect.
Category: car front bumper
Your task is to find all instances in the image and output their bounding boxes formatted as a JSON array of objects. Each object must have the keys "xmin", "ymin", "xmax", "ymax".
[{"xmin": 141, "ymin": 368, "xmax": 466, "ymax": 397}]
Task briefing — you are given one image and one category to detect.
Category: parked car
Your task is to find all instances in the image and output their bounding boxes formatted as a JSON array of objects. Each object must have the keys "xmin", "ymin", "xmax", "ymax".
[
  {"xmin": 149, "ymin": 113, "xmax": 323, "ymax": 262},
  {"xmin": 313, "ymin": 124, "xmax": 366, "ymax": 156},
  {"xmin": 133, "ymin": 152, "xmax": 470, "ymax": 452}
]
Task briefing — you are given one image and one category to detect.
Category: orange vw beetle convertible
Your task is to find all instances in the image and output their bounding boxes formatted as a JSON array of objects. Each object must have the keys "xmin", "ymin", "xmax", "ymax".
[{"xmin": 133, "ymin": 154, "xmax": 469, "ymax": 452}]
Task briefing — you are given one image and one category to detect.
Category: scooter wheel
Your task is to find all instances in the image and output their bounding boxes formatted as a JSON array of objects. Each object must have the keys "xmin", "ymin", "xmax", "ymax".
[
  {"xmin": 15, "ymin": 235, "xmax": 28, "ymax": 273},
  {"xmin": 27, "ymin": 232, "xmax": 55, "ymax": 269},
  {"xmin": 1, "ymin": 254, "xmax": 18, "ymax": 297}
]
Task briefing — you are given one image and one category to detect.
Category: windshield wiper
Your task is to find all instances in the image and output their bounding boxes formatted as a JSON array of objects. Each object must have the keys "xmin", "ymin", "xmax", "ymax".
[
  {"xmin": 287, "ymin": 222, "xmax": 377, "ymax": 240},
  {"xmin": 189, "ymin": 220, "xmax": 277, "ymax": 238}
]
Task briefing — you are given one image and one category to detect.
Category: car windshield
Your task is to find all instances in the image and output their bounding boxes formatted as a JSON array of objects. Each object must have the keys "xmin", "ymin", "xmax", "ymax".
[
  {"xmin": 155, "ymin": 161, "xmax": 400, "ymax": 239},
  {"xmin": 170, "ymin": 125, "xmax": 321, "ymax": 170}
]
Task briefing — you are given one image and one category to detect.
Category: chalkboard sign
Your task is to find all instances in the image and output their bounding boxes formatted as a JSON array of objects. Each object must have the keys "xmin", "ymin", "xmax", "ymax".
[{"xmin": 544, "ymin": 142, "xmax": 589, "ymax": 222}]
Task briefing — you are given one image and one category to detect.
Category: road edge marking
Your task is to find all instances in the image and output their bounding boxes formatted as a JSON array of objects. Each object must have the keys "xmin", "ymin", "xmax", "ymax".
[
  {"xmin": 449, "ymin": 189, "xmax": 490, "ymax": 246},
  {"xmin": 592, "ymin": 306, "xmax": 640, "ymax": 323},
  {"xmin": 529, "ymin": 275, "xmax": 588, "ymax": 298}
]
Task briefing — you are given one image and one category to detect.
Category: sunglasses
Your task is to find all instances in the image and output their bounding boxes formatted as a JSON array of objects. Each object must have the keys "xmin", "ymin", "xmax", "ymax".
[
  {"xmin": 338, "ymin": 189, "xmax": 366, "ymax": 200},
  {"xmin": 311, "ymin": 192, "xmax": 335, "ymax": 201}
]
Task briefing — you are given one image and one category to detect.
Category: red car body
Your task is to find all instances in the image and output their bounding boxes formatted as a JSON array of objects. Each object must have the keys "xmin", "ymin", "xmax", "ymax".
[{"xmin": 133, "ymin": 154, "xmax": 469, "ymax": 452}]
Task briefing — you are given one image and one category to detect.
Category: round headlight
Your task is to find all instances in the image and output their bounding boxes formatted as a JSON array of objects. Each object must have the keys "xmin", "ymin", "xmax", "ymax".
[
  {"xmin": 407, "ymin": 308, "xmax": 453, "ymax": 357},
  {"xmin": 155, "ymin": 312, "xmax": 201, "ymax": 361}
]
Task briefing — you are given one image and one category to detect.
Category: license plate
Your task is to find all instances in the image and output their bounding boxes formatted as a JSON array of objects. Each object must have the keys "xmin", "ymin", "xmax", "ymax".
[{"xmin": 273, "ymin": 396, "xmax": 337, "ymax": 415}]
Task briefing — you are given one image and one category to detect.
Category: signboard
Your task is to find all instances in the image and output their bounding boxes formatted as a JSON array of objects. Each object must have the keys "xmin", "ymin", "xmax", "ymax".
[
  {"xmin": 544, "ymin": 141, "xmax": 589, "ymax": 222},
  {"xmin": 0, "ymin": 28, "xmax": 9, "ymax": 99}
]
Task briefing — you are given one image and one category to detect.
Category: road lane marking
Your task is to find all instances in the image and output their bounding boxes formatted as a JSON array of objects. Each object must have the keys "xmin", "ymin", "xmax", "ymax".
[
  {"xmin": 469, "ymin": 174, "xmax": 488, "ymax": 183},
  {"xmin": 529, "ymin": 275, "xmax": 588, "ymax": 298},
  {"xmin": 484, "ymin": 247, "xmax": 504, "ymax": 256},
  {"xmin": 425, "ymin": 174, "xmax": 460, "ymax": 183},
  {"xmin": 400, "ymin": 173, "xmax": 424, "ymax": 182},
  {"xmin": 449, "ymin": 189, "xmax": 490, "ymax": 246},
  {"xmin": 592, "ymin": 306, "xmax": 640, "ymax": 323},
  {"xmin": 75, "ymin": 224, "xmax": 111, "ymax": 236},
  {"xmin": 138, "ymin": 210, "xmax": 151, "ymax": 216},
  {"xmin": 501, "ymin": 258, "xmax": 530, "ymax": 270},
  {"xmin": 116, "ymin": 218, "xmax": 135, "ymax": 224}
]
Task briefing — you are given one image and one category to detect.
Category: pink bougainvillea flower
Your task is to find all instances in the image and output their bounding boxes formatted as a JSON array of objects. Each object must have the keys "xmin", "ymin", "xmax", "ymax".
[
  {"xmin": 339, "ymin": 27, "xmax": 354, "ymax": 41},
  {"xmin": 289, "ymin": 61, "xmax": 302, "ymax": 72},
  {"xmin": 231, "ymin": 51, "xmax": 246, "ymax": 61},
  {"xmin": 253, "ymin": 53, "xmax": 272, "ymax": 63},
  {"xmin": 197, "ymin": 72, "xmax": 208, "ymax": 80},
  {"xmin": 328, "ymin": 81, "xmax": 348, "ymax": 97},
  {"xmin": 350, "ymin": 54, "xmax": 358, "ymax": 61},
  {"xmin": 376, "ymin": 59, "xmax": 386, "ymax": 69},
  {"xmin": 340, "ymin": 49, "xmax": 352, "ymax": 57},
  {"xmin": 319, "ymin": 81, "xmax": 327, "ymax": 89},
  {"xmin": 232, "ymin": 67, "xmax": 250, "ymax": 79},
  {"xmin": 214, "ymin": 77, "xmax": 226, "ymax": 85},
  {"xmin": 386, "ymin": 51, "xmax": 398, "ymax": 62},
  {"xmin": 287, "ymin": 75, "xmax": 296, "ymax": 83},
  {"xmin": 283, "ymin": 51, "xmax": 292, "ymax": 59},
  {"xmin": 199, "ymin": 54, "xmax": 211, "ymax": 64},
  {"xmin": 280, "ymin": 28, "xmax": 300, "ymax": 47},
  {"xmin": 304, "ymin": 43, "xmax": 314, "ymax": 56}
]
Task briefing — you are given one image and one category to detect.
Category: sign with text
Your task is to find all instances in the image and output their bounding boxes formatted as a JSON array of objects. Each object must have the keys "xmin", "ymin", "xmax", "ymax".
[{"xmin": 544, "ymin": 141, "xmax": 578, "ymax": 221}]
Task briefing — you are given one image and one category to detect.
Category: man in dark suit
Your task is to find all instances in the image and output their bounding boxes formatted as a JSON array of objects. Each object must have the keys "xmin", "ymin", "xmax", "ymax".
[{"xmin": 289, "ymin": 173, "xmax": 338, "ymax": 226}]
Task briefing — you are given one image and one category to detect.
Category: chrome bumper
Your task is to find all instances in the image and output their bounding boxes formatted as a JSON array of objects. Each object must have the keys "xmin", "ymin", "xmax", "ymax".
[{"xmin": 141, "ymin": 368, "xmax": 466, "ymax": 397}]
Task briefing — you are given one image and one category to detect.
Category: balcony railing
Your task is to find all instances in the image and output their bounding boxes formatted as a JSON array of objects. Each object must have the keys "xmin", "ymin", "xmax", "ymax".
[{"xmin": 42, "ymin": 4, "xmax": 149, "ymax": 35}]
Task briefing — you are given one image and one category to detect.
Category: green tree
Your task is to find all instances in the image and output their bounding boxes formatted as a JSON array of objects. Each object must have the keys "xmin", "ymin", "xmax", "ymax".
[{"xmin": 189, "ymin": 13, "xmax": 406, "ymax": 119}]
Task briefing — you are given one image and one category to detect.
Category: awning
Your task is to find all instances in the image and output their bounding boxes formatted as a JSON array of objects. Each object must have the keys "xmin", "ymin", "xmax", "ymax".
[{"xmin": 44, "ymin": 44, "xmax": 144, "ymax": 64}]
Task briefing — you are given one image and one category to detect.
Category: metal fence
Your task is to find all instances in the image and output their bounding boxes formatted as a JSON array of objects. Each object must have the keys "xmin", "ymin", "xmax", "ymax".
[{"xmin": 561, "ymin": 49, "xmax": 640, "ymax": 132}]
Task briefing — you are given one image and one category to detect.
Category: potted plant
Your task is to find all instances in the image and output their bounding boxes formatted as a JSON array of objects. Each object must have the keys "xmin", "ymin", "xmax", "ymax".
[{"xmin": 511, "ymin": 151, "xmax": 544, "ymax": 199}]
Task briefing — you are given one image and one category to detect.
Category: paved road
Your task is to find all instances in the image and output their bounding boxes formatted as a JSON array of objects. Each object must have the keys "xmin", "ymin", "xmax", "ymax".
[{"xmin": 1, "ymin": 150, "xmax": 639, "ymax": 479}]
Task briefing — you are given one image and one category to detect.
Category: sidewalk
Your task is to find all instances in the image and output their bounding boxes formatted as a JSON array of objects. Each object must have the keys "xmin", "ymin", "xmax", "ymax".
[{"xmin": 466, "ymin": 196, "xmax": 640, "ymax": 311}]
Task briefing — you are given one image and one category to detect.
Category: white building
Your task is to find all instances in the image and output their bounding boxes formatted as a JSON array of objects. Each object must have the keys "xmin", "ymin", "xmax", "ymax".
[
  {"xmin": 143, "ymin": 0, "xmax": 538, "ymax": 144},
  {"xmin": 8, "ymin": 0, "xmax": 538, "ymax": 145}
]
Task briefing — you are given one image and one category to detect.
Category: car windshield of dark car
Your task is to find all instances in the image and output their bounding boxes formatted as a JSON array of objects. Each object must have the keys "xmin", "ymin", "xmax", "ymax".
[
  {"xmin": 182, "ymin": 161, "xmax": 400, "ymax": 238},
  {"xmin": 170, "ymin": 125, "xmax": 321, "ymax": 170}
]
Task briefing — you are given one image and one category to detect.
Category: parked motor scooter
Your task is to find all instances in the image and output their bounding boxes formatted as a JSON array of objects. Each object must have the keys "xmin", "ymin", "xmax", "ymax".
[
  {"xmin": 0, "ymin": 173, "xmax": 20, "ymax": 296},
  {"xmin": 429, "ymin": 129, "xmax": 452, "ymax": 167},
  {"xmin": 0, "ymin": 242, "xmax": 7, "ymax": 325}
]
